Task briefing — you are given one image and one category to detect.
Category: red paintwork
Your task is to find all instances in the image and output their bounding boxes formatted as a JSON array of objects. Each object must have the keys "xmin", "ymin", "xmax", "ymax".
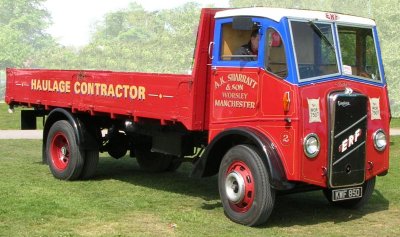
[
  {"xmin": 6, "ymin": 69, "xmax": 199, "ymax": 129},
  {"xmin": 209, "ymin": 67, "xmax": 389, "ymax": 187},
  {"xmin": 226, "ymin": 161, "xmax": 255, "ymax": 212},
  {"xmin": 209, "ymin": 68, "xmax": 301, "ymax": 182},
  {"xmin": 298, "ymin": 79, "xmax": 390, "ymax": 186},
  {"xmin": 51, "ymin": 132, "xmax": 70, "ymax": 171},
  {"xmin": 5, "ymin": 8, "xmax": 390, "ymax": 188}
]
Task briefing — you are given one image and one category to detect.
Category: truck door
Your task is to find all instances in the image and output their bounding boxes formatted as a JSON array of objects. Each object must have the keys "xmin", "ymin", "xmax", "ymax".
[{"xmin": 209, "ymin": 17, "xmax": 265, "ymax": 125}]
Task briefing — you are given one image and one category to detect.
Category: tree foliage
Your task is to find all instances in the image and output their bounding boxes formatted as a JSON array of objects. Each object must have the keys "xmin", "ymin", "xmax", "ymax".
[
  {"xmin": 0, "ymin": 0, "xmax": 53, "ymax": 68},
  {"xmin": 77, "ymin": 2, "xmax": 201, "ymax": 73},
  {"xmin": 0, "ymin": 0, "xmax": 399, "ymax": 116}
]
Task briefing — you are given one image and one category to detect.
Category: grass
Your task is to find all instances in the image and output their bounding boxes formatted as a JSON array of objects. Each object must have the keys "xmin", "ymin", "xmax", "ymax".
[
  {"xmin": 0, "ymin": 102, "xmax": 43, "ymax": 130},
  {"xmin": 391, "ymin": 117, "xmax": 400, "ymax": 128},
  {"xmin": 0, "ymin": 138, "xmax": 399, "ymax": 236}
]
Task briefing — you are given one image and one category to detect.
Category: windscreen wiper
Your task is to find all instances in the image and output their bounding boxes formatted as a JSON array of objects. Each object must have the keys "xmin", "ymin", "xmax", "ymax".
[{"xmin": 308, "ymin": 20, "xmax": 336, "ymax": 51}]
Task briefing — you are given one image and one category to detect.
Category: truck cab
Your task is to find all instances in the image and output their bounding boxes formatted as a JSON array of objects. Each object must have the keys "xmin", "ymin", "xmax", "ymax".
[{"xmin": 197, "ymin": 8, "xmax": 390, "ymax": 225}]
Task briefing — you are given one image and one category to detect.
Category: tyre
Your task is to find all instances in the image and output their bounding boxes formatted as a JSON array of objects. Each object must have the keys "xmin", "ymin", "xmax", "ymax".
[
  {"xmin": 80, "ymin": 150, "xmax": 99, "ymax": 180},
  {"xmin": 107, "ymin": 132, "xmax": 128, "ymax": 159},
  {"xmin": 167, "ymin": 158, "xmax": 183, "ymax": 172},
  {"xmin": 323, "ymin": 177, "xmax": 376, "ymax": 209},
  {"xmin": 218, "ymin": 145, "xmax": 276, "ymax": 226},
  {"xmin": 46, "ymin": 120, "xmax": 84, "ymax": 180},
  {"xmin": 135, "ymin": 149, "xmax": 173, "ymax": 173}
]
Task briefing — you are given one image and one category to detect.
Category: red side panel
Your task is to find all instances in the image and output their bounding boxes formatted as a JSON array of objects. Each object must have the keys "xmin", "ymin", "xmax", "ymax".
[{"xmin": 6, "ymin": 68, "xmax": 198, "ymax": 129}]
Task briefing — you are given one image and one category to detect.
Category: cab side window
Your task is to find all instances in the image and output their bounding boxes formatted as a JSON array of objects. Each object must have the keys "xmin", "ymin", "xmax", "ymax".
[
  {"xmin": 219, "ymin": 22, "xmax": 260, "ymax": 61},
  {"xmin": 265, "ymin": 28, "xmax": 287, "ymax": 78}
]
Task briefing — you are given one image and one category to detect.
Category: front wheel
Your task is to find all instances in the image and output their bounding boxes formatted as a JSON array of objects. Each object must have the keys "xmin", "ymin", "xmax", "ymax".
[
  {"xmin": 218, "ymin": 145, "xmax": 275, "ymax": 226},
  {"xmin": 323, "ymin": 177, "xmax": 376, "ymax": 209}
]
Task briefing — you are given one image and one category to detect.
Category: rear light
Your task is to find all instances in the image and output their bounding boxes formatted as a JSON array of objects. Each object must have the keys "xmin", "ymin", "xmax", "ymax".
[
  {"xmin": 373, "ymin": 129, "xmax": 387, "ymax": 152},
  {"xmin": 304, "ymin": 133, "xmax": 320, "ymax": 158}
]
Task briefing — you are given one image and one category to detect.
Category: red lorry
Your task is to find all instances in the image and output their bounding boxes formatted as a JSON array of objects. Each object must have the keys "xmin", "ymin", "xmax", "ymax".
[{"xmin": 5, "ymin": 8, "xmax": 390, "ymax": 226}]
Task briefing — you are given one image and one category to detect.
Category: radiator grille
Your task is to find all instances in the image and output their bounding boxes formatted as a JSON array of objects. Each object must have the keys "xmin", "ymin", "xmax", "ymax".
[{"xmin": 328, "ymin": 92, "xmax": 367, "ymax": 188}]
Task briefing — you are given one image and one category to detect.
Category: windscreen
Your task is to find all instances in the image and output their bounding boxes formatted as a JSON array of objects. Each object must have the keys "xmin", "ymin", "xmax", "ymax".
[
  {"xmin": 291, "ymin": 21, "xmax": 339, "ymax": 80},
  {"xmin": 338, "ymin": 26, "xmax": 381, "ymax": 81}
]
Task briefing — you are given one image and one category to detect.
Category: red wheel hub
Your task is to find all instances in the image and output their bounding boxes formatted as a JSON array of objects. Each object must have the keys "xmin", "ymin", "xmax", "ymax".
[
  {"xmin": 225, "ymin": 161, "xmax": 255, "ymax": 213},
  {"xmin": 50, "ymin": 132, "xmax": 70, "ymax": 171}
]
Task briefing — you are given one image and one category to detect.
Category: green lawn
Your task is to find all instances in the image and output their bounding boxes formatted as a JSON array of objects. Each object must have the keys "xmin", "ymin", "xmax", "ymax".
[
  {"xmin": 391, "ymin": 117, "xmax": 400, "ymax": 128},
  {"xmin": 0, "ymin": 103, "xmax": 44, "ymax": 130},
  {"xmin": 0, "ymin": 138, "xmax": 399, "ymax": 236}
]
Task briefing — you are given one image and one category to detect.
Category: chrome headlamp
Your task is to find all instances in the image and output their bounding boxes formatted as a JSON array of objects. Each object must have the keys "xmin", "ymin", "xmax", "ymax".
[
  {"xmin": 373, "ymin": 129, "xmax": 387, "ymax": 152},
  {"xmin": 304, "ymin": 133, "xmax": 320, "ymax": 158}
]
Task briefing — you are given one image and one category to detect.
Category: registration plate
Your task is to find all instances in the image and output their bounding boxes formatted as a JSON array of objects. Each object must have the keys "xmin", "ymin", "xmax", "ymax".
[{"xmin": 332, "ymin": 187, "xmax": 363, "ymax": 201}]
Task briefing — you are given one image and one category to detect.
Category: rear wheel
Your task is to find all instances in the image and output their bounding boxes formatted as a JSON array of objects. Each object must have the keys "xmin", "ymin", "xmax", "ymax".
[
  {"xmin": 80, "ymin": 150, "xmax": 99, "ymax": 180},
  {"xmin": 323, "ymin": 177, "xmax": 376, "ymax": 208},
  {"xmin": 46, "ymin": 120, "xmax": 84, "ymax": 180},
  {"xmin": 107, "ymin": 132, "xmax": 129, "ymax": 159},
  {"xmin": 167, "ymin": 158, "xmax": 182, "ymax": 171},
  {"xmin": 135, "ymin": 149, "xmax": 173, "ymax": 172},
  {"xmin": 218, "ymin": 145, "xmax": 275, "ymax": 226}
]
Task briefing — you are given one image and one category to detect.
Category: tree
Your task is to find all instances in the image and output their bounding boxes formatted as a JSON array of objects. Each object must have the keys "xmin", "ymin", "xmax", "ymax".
[
  {"xmin": 0, "ymin": 0, "xmax": 52, "ymax": 68},
  {"xmin": 370, "ymin": 0, "xmax": 400, "ymax": 116},
  {"xmin": 78, "ymin": 2, "xmax": 201, "ymax": 74}
]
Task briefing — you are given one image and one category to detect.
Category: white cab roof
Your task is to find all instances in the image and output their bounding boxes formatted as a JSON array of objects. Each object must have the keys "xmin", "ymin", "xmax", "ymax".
[{"xmin": 215, "ymin": 7, "xmax": 376, "ymax": 26}]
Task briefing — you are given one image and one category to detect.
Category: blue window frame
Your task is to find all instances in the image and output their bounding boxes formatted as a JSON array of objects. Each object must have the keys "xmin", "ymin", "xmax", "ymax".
[
  {"xmin": 212, "ymin": 17, "xmax": 295, "ymax": 82},
  {"xmin": 212, "ymin": 17, "xmax": 265, "ymax": 68},
  {"xmin": 212, "ymin": 17, "xmax": 386, "ymax": 87}
]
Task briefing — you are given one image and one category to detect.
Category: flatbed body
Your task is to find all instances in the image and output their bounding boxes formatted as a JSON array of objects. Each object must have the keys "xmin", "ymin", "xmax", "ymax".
[{"xmin": 6, "ymin": 69, "xmax": 202, "ymax": 130}]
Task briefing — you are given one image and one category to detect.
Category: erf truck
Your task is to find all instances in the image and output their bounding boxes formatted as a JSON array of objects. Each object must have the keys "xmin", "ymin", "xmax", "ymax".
[{"xmin": 5, "ymin": 8, "xmax": 390, "ymax": 226}]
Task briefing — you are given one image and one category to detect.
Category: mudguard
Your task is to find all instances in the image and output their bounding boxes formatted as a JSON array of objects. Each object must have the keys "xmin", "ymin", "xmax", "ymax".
[
  {"xmin": 42, "ymin": 108, "xmax": 98, "ymax": 163},
  {"xmin": 191, "ymin": 127, "xmax": 294, "ymax": 190}
]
